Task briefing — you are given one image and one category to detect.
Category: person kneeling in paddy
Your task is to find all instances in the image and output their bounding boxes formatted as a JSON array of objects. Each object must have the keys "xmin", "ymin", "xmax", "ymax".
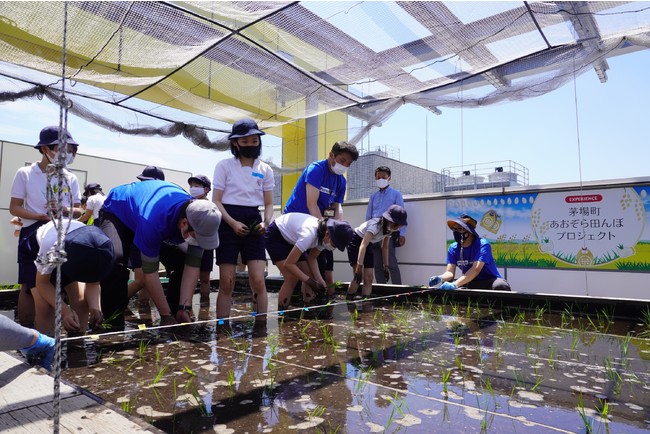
[
  {"xmin": 346, "ymin": 204, "xmax": 408, "ymax": 300},
  {"xmin": 428, "ymin": 214, "xmax": 510, "ymax": 291},
  {"xmin": 264, "ymin": 213, "xmax": 353, "ymax": 310}
]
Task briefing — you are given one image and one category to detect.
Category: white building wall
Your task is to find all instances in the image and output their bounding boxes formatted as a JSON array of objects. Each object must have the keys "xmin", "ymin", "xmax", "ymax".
[{"xmin": 3, "ymin": 139, "xmax": 649, "ymax": 301}]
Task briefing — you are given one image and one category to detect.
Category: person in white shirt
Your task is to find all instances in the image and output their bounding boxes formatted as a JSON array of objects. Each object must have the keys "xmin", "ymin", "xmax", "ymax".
[
  {"xmin": 346, "ymin": 205, "xmax": 408, "ymax": 300},
  {"xmin": 264, "ymin": 213, "xmax": 353, "ymax": 310},
  {"xmin": 9, "ymin": 126, "xmax": 82, "ymax": 327},
  {"xmin": 212, "ymin": 119, "xmax": 275, "ymax": 322},
  {"xmin": 78, "ymin": 183, "xmax": 106, "ymax": 225},
  {"xmin": 33, "ymin": 220, "xmax": 113, "ymax": 335}
]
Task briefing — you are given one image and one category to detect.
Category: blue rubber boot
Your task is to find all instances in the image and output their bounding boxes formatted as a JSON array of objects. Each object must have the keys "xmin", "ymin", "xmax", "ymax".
[{"xmin": 20, "ymin": 332, "xmax": 55, "ymax": 372}]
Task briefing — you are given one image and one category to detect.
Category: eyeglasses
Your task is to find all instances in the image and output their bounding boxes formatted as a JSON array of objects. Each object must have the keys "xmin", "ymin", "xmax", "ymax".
[{"xmin": 451, "ymin": 225, "xmax": 466, "ymax": 233}]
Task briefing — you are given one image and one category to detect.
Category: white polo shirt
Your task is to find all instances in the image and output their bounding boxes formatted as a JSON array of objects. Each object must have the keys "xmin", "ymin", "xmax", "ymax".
[
  {"xmin": 354, "ymin": 217, "xmax": 386, "ymax": 244},
  {"xmin": 274, "ymin": 213, "xmax": 324, "ymax": 253},
  {"xmin": 10, "ymin": 162, "xmax": 81, "ymax": 226},
  {"xmin": 212, "ymin": 157, "xmax": 275, "ymax": 207},
  {"xmin": 35, "ymin": 220, "xmax": 85, "ymax": 275}
]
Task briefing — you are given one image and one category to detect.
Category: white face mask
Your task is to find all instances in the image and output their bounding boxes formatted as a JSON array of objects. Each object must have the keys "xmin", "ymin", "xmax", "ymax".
[
  {"xmin": 189, "ymin": 186, "xmax": 205, "ymax": 198},
  {"xmin": 322, "ymin": 242, "xmax": 336, "ymax": 251},
  {"xmin": 185, "ymin": 234, "xmax": 200, "ymax": 246},
  {"xmin": 376, "ymin": 179, "xmax": 389, "ymax": 189},
  {"xmin": 47, "ymin": 150, "xmax": 75, "ymax": 167},
  {"xmin": 332, "ymin": 162, "xmax": 347, "ymax": 176}
]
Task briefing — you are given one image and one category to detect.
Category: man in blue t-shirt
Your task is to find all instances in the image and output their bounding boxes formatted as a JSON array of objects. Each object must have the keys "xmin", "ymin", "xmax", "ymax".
[
  {"xmin": 428, "ymin": 214, "xmax": 511, "ymax": 291},
  {"xmin": 284, "ymin": 141, "xmax": 359, "ymax": 289},
  {"xmin": 97, "ymin": 180, "xmax": 221, "ymax": 326}
]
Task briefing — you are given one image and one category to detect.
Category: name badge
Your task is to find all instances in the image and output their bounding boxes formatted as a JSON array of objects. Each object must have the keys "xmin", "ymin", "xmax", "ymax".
[{"xmin": 252, "ymin": 172, "xmax": 264, "ymax": 179}]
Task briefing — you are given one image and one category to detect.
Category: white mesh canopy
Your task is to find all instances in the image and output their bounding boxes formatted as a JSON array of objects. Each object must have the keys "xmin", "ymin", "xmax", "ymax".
[{"xmin": 0, "ymin": 1, "xmax": 649, "ymax": 142}]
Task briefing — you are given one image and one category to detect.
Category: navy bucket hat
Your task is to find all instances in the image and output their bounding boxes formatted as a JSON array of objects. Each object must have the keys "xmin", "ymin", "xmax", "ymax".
[
  {"xmin": 382, "ymin": 204, "xmax": 408, "ymax": 226},
  {"xmin": 326, "ymin": 219, "xmax": 354, "ymax": 251},
  {"xmin": 34, "ymin": 126, "xmax": 78, "ymax": 148},
  {"xmin": 188, "ymin": 174, "xmax": 211, "ymax": 190},
  {"xmin": 228, "ymin": 118, "xmax": 265, "ymax": 139},
  {"xmin": 447, "ymin": 214, "xmax": 479, "ymax": 238}
]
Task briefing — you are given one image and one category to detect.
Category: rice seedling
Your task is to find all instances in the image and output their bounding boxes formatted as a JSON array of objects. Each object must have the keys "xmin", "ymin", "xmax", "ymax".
[
  {"xmin": 152, "ymin": 365, "xmax": 168, "ymax": 386},
  {"xmin": 121, "ymin": 395, "xmax": 137, "ymax": 414},
  {"xmin": 384, "ymin": 391, "xmax": 408, "ymax": 433},
  {"xmin": 226, "ymin": 369, "xmax": 236, "ymax": 396},
  {"xmin": 350, "ymin": 306, "xmax": 359, "ymax": 326},
  {"xmin": 640, "ymin": 307, "xmax": 650, "ymax": 337},
  {"xmin": 138, "ymin": 339, "xmax": 149, "ymax": 364},
  {"xmin": 596, "ymin": 398, "xmax": 610, "ymax": 419},
  {"xmin": 99, "ymin": 309, "xmax": 122, "ymax": 330},
  {"xmin": 621, "ymin": 333, "xmax": 632, "ymax": 360},
  {"xmin": 306, "ymin": 405, "xmax": 325, "ymax": 422},
  {"xmin": 441, "ymin": 368, "xmax": 452, "ymax": 396},
  {"xmin": 548, "ymin": 345, "xmax": 557, "ymax": 370},
  {"xmin": 182, "ymin": 365, "xmax": 197, "ymax": 377},
  {"xmin": 321, "ymin": 324, "xmax": 338, "ymax": 352},
  {"xmin": 576, "ymin": 392, "xmax": 592, "ymax": 433},
  {"xmin": 355, "ymin": 365, "xmax": 375, "ymax": 394},
  {"xmin": 513, "ymin": 310, "xmax": 526, "ymax": 325},
  {"xmin": 534, "ymin": 305, "xmax": 546, "ymax": 325},
  {"xmin": 453, "ymin": 333, "xmax": 461, "ymax": 348},
  {"xmin": 570, "ymin": 330, "xmax": 579, "ymax": 351},
  {"xmin": 187, "ymin": 384, "xmax": 209, "ymax": 417},
  {"xmin": 530, "ymin": 375, "xmax": 544, "ymax": 392}
]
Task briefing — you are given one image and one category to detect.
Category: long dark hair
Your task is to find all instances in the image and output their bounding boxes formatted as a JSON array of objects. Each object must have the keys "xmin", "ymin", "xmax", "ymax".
[{"xmin": 317, "ymin": 218, "xmax": 327, "ymax": 245}]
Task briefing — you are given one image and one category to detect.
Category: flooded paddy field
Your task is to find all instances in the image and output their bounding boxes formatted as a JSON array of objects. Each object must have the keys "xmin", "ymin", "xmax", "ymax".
[{"xmin": 54, "ymin": 288, "xmax": 650, "ymax": 433}]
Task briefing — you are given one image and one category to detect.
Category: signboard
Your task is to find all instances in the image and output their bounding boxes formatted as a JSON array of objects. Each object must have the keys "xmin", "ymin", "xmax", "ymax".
[{"xmin": 446, "ymin": 186, "xmax": 650, "ymax": 270}]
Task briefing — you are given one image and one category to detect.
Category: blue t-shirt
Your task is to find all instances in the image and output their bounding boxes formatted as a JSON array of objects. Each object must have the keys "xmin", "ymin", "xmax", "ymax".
[
  {"xmin": 283, "ymin": 159, "xmax": 346, "ymax": 214},
  {"xmin": 102, "ymin": 180, "xmax": 190, "ymax": 258},
  {"xmin": 447, "ymin": 237, "xmax": 502, "ymax": 281}
]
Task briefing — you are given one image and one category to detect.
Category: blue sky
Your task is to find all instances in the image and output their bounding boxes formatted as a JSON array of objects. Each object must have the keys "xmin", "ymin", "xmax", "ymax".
[{"xmin": 0, "ymin": 49, "xmax": 648, "ymax": 188}]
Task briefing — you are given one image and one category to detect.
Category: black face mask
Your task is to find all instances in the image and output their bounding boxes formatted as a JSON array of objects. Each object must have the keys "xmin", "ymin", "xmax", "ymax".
[
  {"xmin": 238, "ymin": 145, "xmax": 260, "ymax": 159},
  {"xmin": 453, "ymin": 231, "xmax": 468, "ymax": 243}
]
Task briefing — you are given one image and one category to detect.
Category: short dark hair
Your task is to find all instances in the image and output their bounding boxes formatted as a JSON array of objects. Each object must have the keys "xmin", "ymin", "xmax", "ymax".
[
  {"xmin": 331, "ymin": 141, "xmax": 359, "ymax": 161},
  {"xmin": 375, "ymin": 166, "xmax": 391, "ymax": 176}
]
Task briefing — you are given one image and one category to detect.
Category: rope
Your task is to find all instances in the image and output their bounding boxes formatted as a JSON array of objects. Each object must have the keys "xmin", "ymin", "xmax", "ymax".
[
  {"xmin": 60, "ymin": 287, "xmax": 438, "ymax": 343},
  {"xmin": 571, "ymin": 31, "xmax": 589, "ymax": 297},
  {"xmin": 50, "ymin": 4, "xmax": 71, "ymax": 433}
]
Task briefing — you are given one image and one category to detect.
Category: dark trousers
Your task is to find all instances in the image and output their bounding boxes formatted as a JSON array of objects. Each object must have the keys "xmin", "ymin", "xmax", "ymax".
[
  {"xmin": 373, "ymin": 232, "xmax": 402, "ymax": 284},
  {"xmin": 97, "ymin": 211, "xmax": 186, "ymax": 328}
]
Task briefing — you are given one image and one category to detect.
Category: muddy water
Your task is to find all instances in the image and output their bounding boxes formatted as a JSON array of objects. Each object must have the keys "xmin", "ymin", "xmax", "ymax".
[{"xmin": 60, "ymin": 292, "xmax": 650, "ymax": 433}]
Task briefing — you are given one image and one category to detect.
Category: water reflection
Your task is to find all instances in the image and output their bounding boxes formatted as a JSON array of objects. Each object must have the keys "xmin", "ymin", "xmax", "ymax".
[{"xmin": 59, "ymin": 292, "xmax": 650, "ymax": 433}]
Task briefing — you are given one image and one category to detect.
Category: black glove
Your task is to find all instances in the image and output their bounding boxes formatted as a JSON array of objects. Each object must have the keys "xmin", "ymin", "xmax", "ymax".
[
  {"xmin": 383, "ymin": 265, "xmax": 390, "ymax": 283},
  {"xmin": 306, "ymin": 277, "xmax": 325, "ymax": 293}
]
